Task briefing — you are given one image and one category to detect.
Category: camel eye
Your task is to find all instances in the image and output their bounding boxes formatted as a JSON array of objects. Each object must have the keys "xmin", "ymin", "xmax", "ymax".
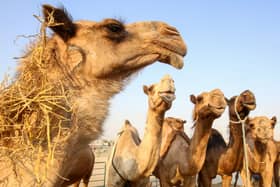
[
  {"xmin": 196, "ymin": 96, "xmax": 203, "ymax": 102},
  {"xmin": 106, "ymin": 23, "xmax": 124, "ymax": 33}
]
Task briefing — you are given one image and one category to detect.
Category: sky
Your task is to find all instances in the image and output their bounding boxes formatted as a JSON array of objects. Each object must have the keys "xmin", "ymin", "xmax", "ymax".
[{"xmin": 0, "ymin": 1, "xmax": 279, "ymax": 141}]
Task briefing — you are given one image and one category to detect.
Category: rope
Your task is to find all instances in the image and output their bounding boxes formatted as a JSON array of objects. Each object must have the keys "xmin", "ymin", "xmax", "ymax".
[
  {"xmin": 233, "ymin": 96, "xmax": 250, "ymax": 187},
  {"xmin": 110, "ymin": 130, "xmax": 127, "ymax": 182}
]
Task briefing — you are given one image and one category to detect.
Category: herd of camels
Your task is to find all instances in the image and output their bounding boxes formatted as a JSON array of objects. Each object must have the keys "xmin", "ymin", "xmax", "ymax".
[{"xmin": 0, "ymin": 4, "xmax": 279, "ymax": 187}]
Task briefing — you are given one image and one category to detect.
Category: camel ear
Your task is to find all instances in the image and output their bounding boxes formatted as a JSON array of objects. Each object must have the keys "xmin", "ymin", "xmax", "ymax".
[
  {"xmin": 143, "ymin": 85, "xmax": 149, "ymax": 95},
  {"xmin": 182, "ymin": 120, "xmax": 187, "ymax": 124},
  {"xmin": 143, "ymin": 85, "xmax": 153, "ymax": 95},
  {"xmin": 190, "ymin": 94, "xmax": 196, "ymax": 104},
  {"xmin": 225, "ymin": 97, "xmax": 230, "ymax": 104},
  {"xmin": 271, "ymin": 116, "xmax": 277, "ymax": 128},
  {"xmin": 42, "ymin": 4, "xmax": 77, "ymax": 41}
]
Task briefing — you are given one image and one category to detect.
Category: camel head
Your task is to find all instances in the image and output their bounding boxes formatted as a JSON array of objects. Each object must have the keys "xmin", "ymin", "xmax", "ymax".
[
  {"xmin": 226, "ymin": 90, "xmax": 256, "ymax": 120},
  {"xmin": 164, "ymin": 117, "xmax": 186, "ymax": 131},
  {"xmin": 42, "ymin": 5, "xmax": 186, "ymax": 82},
  {"xmin": 143, "ymin": 75, "xmax": 175, "ymax": 114},
  {"xmin": 190, "ymin": 89, "xmax": 227, "ymax": 121},
  {"xmin": 246, "ymin": 116, "xmax": 277, "ymax": 144}
]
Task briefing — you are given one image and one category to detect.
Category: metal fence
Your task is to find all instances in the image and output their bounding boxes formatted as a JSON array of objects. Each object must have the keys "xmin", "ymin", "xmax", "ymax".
[{"xmin": 88, "ymin": 160, "xmax": 160, "ymax": 187}]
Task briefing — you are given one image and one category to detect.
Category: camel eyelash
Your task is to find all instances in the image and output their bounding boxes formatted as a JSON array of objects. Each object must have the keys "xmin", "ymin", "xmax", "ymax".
[
  {"xmin": 104, "ymin": 21, "xmax": 127, "ymax": 42},
  {"xmin": 105, "ymin": 23, "xmax": 125, "ymax": 33}
]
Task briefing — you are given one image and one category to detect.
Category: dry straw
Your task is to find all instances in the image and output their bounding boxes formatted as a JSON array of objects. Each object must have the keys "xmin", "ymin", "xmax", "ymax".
[{"xmin": 0, "ymin": 12, "xmax": 73, "ymax": 185}]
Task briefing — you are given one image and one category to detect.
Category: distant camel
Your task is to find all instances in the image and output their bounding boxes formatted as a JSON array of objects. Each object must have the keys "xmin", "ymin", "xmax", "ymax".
[
  {"xmin": 106, "ymin": 75, "xmax": 176, "ymax": 187},
  {"xmin": 154, "ymin": 89, "xmax": 227, "ymax": 187},
  {"xmin": 240, "ymin": 116, "xmax": 278, "ymax": 187},
  {"xmin": 198, "ymin": 90, "xmax": 256, "ymax": 187},
  {"xmin": 274, "ymin": 141, "xmax": 280, "ymax": 187},
  {"xmin": 0, "ymin": 4, "xmax": 186, "ymax": 186}
]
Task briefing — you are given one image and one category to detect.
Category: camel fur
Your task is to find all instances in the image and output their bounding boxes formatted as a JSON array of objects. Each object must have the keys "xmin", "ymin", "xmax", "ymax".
[{"xmin": 56, "ymin": 144, "xmax": 94, "ymax": 187}]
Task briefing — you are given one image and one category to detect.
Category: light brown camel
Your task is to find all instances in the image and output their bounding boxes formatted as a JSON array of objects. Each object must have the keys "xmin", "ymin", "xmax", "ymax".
[
  {"xmin": 154, "ymin": 89, "xmax": 227, "ymax": 187},
  {"xmin": 240, "ymin": 116, "xmax": 278, "ymax": 187},
  {"xmin": 106, "ymin": 75, "xmax": 176, "ymax": 187},
  {"xmin": 0, "ymin": 4, "xmax": 186, "ymax": 186},
  {"xmin": 198, "ymin": 90, "xmax": 256, "ymax": 187}
]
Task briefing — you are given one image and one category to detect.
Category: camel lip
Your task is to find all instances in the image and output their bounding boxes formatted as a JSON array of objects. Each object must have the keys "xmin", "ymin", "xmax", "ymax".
[
  {"xmin": 156, "ymin": 41, "xmax": 187, "ymax": 57},
  {"xmin": 243, "ymin": 102, "xmax": 256, "ymax": 110},
  {"xmin": 152, "ymin": 40, "xmax": 186, "ymax": 69},
  {"xmin": 257, "ymin": 137, "xmax": 270, "ymax": 143},
  {"xmin": 159, "ymin": 54, "xmax": 184, "ymax": 69},
  {"xmin": 209, "ymin": 104, "xmax": 226, "ymax": 114},
  {"xmin": 159, "ymin": 91, "xmax": 176, "ymax": 103}
]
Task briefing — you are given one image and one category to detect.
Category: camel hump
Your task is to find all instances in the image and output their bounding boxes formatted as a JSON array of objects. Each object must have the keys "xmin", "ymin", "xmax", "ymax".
[
  {"xmin": 207, "ymin": 128, "xmax": 226, "ymax": 150},
  {"xmin": 160, "ymin": 117, "xmax": 187, "ymax": 158}
]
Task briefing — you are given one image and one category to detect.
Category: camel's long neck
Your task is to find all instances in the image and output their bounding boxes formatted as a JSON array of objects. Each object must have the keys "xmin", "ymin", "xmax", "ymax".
[
  {"xmin": 136, "ymin": 108, "xmax": 164, "ymax": 177},
  {"xmin": 217, "ymin": 120, "xmax": 244, "ymax": 174},
  {"xmin": 187, "ymin": 117, "xmax": 214, "ymax": 174},
  {"xmin": 70, "ymin": 79, "xmax": 124, "ymax": 144}
]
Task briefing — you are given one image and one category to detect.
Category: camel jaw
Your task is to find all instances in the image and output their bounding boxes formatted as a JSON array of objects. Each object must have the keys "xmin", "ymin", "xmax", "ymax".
[{"xmin": 152, "ymin": 40, "xmax": 186, "ymax": 70}]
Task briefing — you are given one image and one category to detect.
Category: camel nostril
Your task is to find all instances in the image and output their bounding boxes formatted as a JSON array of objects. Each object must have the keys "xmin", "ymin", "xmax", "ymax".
[{"xmin": 162, "ymin": 26, "xmax": 180, "ymax": 36}]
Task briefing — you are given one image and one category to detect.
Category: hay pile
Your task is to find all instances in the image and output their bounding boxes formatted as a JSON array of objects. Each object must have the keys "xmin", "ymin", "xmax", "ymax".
[{"xmin": 0, "ymin": 16, "xmax": 73, "ymax": 184}]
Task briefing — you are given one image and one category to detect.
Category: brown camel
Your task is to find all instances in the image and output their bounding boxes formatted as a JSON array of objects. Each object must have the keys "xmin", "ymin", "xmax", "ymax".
[
  {"xmin": 274, "ymin": 141, "xmax": 280, "ymax": 187},
  {"xmin": 154, "ymin": 89, "xmax": 227, "ymax": 187},
  {"xmin": 0, "ymin": 4, "xmax": 186, "ymax": 186},
  {"xmin": 106, "ymin": 75, "xmax": 176, "ymax": 187},
  {"xmin": 56, "ymin": 145, "xmax": 95, "ymax": 187},
  {"xmin": 198, "ymin": 90, "xmax": 256, "ymax": 187},
  {"xmin": 240, "ymin": 116, "xmax": 278, "ymax": 187}
]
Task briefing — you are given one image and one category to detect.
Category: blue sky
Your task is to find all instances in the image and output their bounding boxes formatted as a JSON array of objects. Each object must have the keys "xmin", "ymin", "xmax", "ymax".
[{"xmin": 0, "ymin": 1, "xmax": 279, "ymax": 140}]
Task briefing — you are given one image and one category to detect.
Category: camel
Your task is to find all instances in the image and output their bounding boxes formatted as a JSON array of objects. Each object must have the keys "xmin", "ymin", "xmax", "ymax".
[
  {"xmin": 154, "ymin": 88, "xmax": 227, "ymax": 187},
  {"xmin": 56, "ymin": 145, "xmax": 95, "ymax": 187},
  {"xmin": 198, "ymin": 90, "xmax": 256, "ymax": 187},
  {"xmin": 106, "ymin": 74, "xmax": 176, "ymax": 187},
  {"xmin": 159, "ymin": 117, "xmax": 189, "ymax": 159},
  {"xmin": 0, "ymin": 4, "xmax": 186, "ymax": 186},
  {"xmin": 274, "ymin": 141, "xmax": 280, "ymax": 187},
  {"xmin": 240, "ymin": 116, "xmax": 278, "ymax": 187}
]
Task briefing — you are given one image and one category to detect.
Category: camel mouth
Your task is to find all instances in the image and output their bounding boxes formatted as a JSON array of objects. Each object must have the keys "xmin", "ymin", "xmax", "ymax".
[
  {"xmin": 152, "ymin": 41, "xmax": 186, "ymax": 69},
  {"xmin": 243, "ymin": 102, "xmax": 256, "ymax": 110},
  {"xmin": 257, "ymin": 137, "xmax": 270, "ymax": 144},
  {"xmin": 209, "ymin": 104, "xmax": 226, "ymax": 114},
  {"xmin": 159, "ymin": 91, "xmax": 176, "ymax": 103}
]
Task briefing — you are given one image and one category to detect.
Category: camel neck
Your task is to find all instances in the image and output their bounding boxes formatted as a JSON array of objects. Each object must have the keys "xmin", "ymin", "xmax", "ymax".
[
  {"xmin": 136, "ymin": 108, "xmax": 165, "ymax": 177},
  {"xmin": 217, "ymin": 115, "xmax": 247, "ymax": 174},
  {"xmin": 227, "ymin": 111, "xmax": 248, "ymax": 154},
  {"xmin": 145, "ymin": 109, "xmax": 164, "ymax": 135},
  {"xmin": 187, "ymin": 117, "xmax": 214, "ymax": 174}
]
